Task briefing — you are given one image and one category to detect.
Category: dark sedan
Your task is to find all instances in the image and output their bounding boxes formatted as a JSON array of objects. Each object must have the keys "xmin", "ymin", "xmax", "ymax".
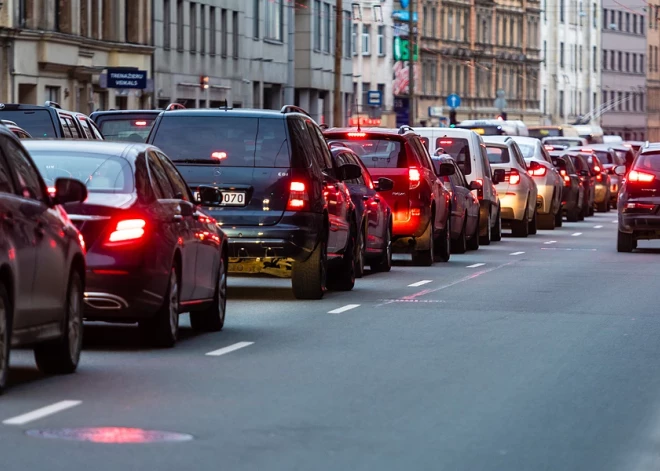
[
  {"xmin": 24, "ymin": 140, "xmax": 229, "ymax": 348},
  {"xmin": 566, "ymin": 150, "xmax": 596, "ymax": 218},
  {"xmin": 550, "ymin": 151, "xmax": 584, "ymax": 222}
]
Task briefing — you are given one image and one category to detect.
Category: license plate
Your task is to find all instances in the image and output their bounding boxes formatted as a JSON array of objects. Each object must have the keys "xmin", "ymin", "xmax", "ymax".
[{"xmin": 220, "ymin": 191, "xmax": 246, "ymax": 206}]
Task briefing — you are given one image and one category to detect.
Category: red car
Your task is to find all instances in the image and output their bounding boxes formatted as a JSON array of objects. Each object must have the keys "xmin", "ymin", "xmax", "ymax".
[{"xmin": 324, "ymin": 126, "xmax": 452, "ymax": 266}]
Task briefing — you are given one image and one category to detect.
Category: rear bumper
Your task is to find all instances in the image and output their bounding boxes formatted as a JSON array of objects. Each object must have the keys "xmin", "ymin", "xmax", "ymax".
[
  {"xmin": 499, "ymin": 192, "xmax": 528, "ymax": 221},
  {"xmin": 535, "ymin": 182, "xmax": 555, "ymax": 214},
  {"xmin": 619, "ymin": 213, "xmax": 660, "ymax": 234},
  {"xmin": 594, "ymin": 183, "xmax": 608, "ymax": 203}
]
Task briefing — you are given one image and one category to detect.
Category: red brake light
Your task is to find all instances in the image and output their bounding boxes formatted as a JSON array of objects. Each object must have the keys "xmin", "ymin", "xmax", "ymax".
[
  {"xmin": 474, "ymin": 178, "xmax": 484, "ymax": 200},
  {"xmin": 107, "ymin": 219, "xmax": 146, "ymax": 243},
  {"xmin": 135, "ymin": 121, "xmax": 148, "ymax": 126},
  {"xmin": 596, "ymin": 174, "xmax": 603, "ymax": 182},
  {"xmin": 628, "ymin": 170, "xmax": 655, "ymax": 183},
  {"xmin": 438, "ymin": 139, "xmax": 453, "ymax": 145},
  {"xmin": 287, "ymin": 181, "xmax": 309, "ymax": 210},
  {"xmin": 544, "ymin": 145, "xmax": 554, "ymax": 151},
  {"xmin": 528, "ymin": 162, "xmax": 547, "ymax": 177},
  {"xmin": 509, "ymin": 169, "xmax": 521, "ymax": 185},
  {"xmin": 409, "ymin": 167, "xmax": 421, "ymax": 189},
  {"xmin": 347, "ymin": 132, "xmax": 366, "ymax": 138},
  {"xmin": 594, "ymin": 165, "xmax": 601, "ymax": 172},
  {"xmin": 581, "ymin": 148, "xmax": 593, "ymax": 153},
  {"xmin": 211, "ymin": 151, "xmax": 227, "ymax": 160},
  {"xmin": 48, "ymin": 186, "xmax": 56, "ymax": 196}
]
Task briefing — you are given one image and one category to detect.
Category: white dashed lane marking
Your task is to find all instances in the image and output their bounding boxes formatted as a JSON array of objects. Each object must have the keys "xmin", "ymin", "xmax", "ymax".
[
  {"xmin": 3, "ymin": 400, "xmax": 82, "ymax": 426},
  {"xmin": 509, "ymin": 251, "xmax": 525, "ymax": 255},
  {"xmin": 594, "ymin": 225, "xmax": 603, "ymax": 228},
  {"xmin": 572, "ymin": 232, "xmax": 582, "ymax": 236},
  {"xmin": 328, "ymin": 304, "xmax": 361, "ymax": 314},
  {"xmin": 544, "ymin": 240, "xmax": 557, "ymax": 245},
  {"xmin": 408, "ymin": 280, "xmax": 433, "ymax": 287},
  {"xmin": 206, "ymin": 342, "xmax": 254, "ymax": 357},
  {"xmin": 466, "ymin": 263, "xmax": 486, "ymax": 268}
]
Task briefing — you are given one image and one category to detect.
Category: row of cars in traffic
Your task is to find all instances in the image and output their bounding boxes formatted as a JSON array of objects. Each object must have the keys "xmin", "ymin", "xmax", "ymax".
[{"xmin": 0, "ymin": 100, "xmax": 649, "ymax": 393}]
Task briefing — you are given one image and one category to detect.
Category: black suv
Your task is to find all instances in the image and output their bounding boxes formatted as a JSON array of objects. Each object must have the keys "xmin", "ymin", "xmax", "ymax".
[
  {"xmin": 0, "ymin": 102, "xmax": 103, "ymax": 140},
  {"xmin": 146, "ymin": 105, "xmax": 363, "ymax": 300}
]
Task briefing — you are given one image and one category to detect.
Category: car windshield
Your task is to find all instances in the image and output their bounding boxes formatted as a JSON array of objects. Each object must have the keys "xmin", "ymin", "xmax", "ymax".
[
  {"xmin": 152, "ymin": 116, "xmax": 290, "ymax": 167},
  {"xmin": 0, "ymin": 110, "xmax": 56, "ymax": 137},
  {"xmin": 338, "ymin": 139, "xmax": 407, "ymax": 168},
  {"xmin": 29, "ymin": 150, "xmax": 134, "ymax": 193},
  {"xmin": 486, "ymin": 146, "xmax": 510, "ymax": 164},
  {"xmin": 99, "ymin": 118, "xmax": 156, "ymax": 142}
]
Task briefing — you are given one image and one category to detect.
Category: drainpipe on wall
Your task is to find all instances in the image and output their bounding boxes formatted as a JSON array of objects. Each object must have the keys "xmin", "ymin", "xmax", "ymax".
[
  {"xmin": 151, "ymin": 0, "xmax": 156, "ymax": 109},
  {"xmin": 283, "ymin": 1, "xmax": 295, "ymax": 105}
]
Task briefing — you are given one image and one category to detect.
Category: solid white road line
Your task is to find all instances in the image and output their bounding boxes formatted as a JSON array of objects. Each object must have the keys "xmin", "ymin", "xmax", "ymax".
[
  {"xmin": 572, "ymin": 232, "xmax": 583, "ymax": 236},
  {"xmin": 328, "ymin": 304, "xmax": 361, "ymax": 314},
  {"xmin": 3, "ymin": 400, "xmax": 82, "ymax": 426},
  {"xmin": 466, "ymin": 263, "xmax": 485, "ymax": 268},
  {"xmin": 544, "ymin": 240, "xmax": 557, "ymax": 245},
  {"xmin": 612, "ymin": 220, "xmax": 618, "ymax": 223},
  {"xmin": 509, "ymin": 251, "xmax": 525, "ymax": 255},
  {"xmin": 206, "ymin": 342, "xmax": 254, "ymax": 357},
  {"xmin": 594, "ymin": 225, "xmax": 603, "ymax": 229},
  {"xmin": 408, "ymin": 280, "xmax": 433, "ymax": 287}
]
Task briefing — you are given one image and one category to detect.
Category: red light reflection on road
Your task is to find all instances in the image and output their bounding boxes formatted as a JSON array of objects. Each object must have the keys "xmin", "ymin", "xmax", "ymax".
[{"xmin": 25, "ymin": 427, "xmax": 194, "ymax": 444}]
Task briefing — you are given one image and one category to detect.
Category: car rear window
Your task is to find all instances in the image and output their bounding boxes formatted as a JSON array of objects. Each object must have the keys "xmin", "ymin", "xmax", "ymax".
[
  {"xmin": 152, "ymin": 116, "xmax": 290, "ymax": 167},
  {"xmin": 99, "ymin": 118, "xmax": 156, "ymax": 142},
  {"xmin": 530, "ymin": 128, "xmax": 561, "ymax": 138},
  {"xmin": 28, "ymin": 150, "xmax": 134, "ymax": 193},
  {"xmin": 593, "ymin": 150, "xmax": 615, "ymax": 165},
  {"xmin": 486, "ymin": 146, "xmax": 510, "ymax": 164},
  {"xmin": 335, "ymin": 139, "xmax": 407, "ymax": 168},
  {"xmin": 544, "ymin": 138, "xmax": 583, "ymax": 147},
  {"xmin": 0, "ymin": 110, "xmax": 56, "ymax": 137},
  {"xmin": 635, "ymin": 152, "xmax": 660, "ymax": 171},
  {"xmin": 516, "ymin": 143, "xmax": 535, "ymax": 158},
  {"xmin": 435, "ymin": 137, "xmax": 471, "ymax": 174}
]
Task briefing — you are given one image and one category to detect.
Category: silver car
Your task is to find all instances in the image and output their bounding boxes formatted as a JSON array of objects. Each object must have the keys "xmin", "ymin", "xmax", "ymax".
[
  {"xmin": 511, "ymin": 136, "xmax": 564, "ymax": 229},
  {"xmin": 483, "ymin": 136, "xmax": 539, "ymax": 238}
]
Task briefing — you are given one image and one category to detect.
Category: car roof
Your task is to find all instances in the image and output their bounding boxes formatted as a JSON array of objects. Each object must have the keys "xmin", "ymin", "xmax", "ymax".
[
  {"xmin": 324, "ymin": 127, "xmax": 414, "ymax": 137},
  {"xmin": 91, "ymin": 110, "xmax": 162, "ymax": 116},
  {"xmin": 482, "ymin": 135, "xmax": 512, "ymax": 144},
  {"xmin": 22, "ymin": 139, "xmax": 152, "ymax": 160},
  {"xmin": 158, "ymin": 108, "xmax": 303, "ymax": 119},
  {"xmin": 424, "ymin": 128, "xmax": 478, "ymax": 138},
  {"xmin": 510, "ymin": 136, "xmax": 540, "ymax": 146}
]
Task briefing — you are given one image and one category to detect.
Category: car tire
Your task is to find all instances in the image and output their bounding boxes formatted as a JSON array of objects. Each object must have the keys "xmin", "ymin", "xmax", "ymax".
[
  {"xmin": 538, "ymin": 212, "xmax": 556, "ymax": 230},
  {"xmin": 511, "ymin": 204, "xmax": 530, "ymax": 238},
  {"xmin": 567, "ymin": 203, "xmax": 580, "ymax": 222},
  {"xmin": 412, "ymin": 217, "xmax": 435, "ymax": 266},
  {"xmin": 466, "ymin": 214, "xmax": 480, "ymax": 251},
  {"xmin": 292, "ymin": 236, "xmax": 327, "ymax": 300},
  {"xmin": 355, "ymin": 225, "xmax": 366, "ymax": 279},
  {"xmin": 190, "ymin": 255, "xmax": 227, "ymax": 332},
  {"xmin": 589, "ymin": 204, "xmax": 595, "ymax": 216},
  {"xmin": 140, "ymin": 267, "xmax": 179, "ymax": 348},
  {"xmin": 328, "ymin": 223, "xmax": 356, "ymax": 291},
  {"xmin": 452, "ymin": 215, "xmax": 467, "ymax": 254},
  {"xmin": 491, "ymin": 207, "xmax": 503, "ymax": 242},
  {"xmin": 555, "ymin": 208, "xmax": 563, "ymax": 227},
  {"xmin": 371, "ymin": 223, "xmax": 392, "ymax": 272},
  {"xmin": 479, "ymin": 211, "xmax": 492, "ymax": 245},
  {"xmin": 617, "ymin": 230, "xmax": 636, "ymax": 252},
  {"xmin": 34, "ymin": 270, "xmax": 83, "ymax": 375},
  {"xmin": 597, "ymin": 198, "xmax": 609, "ymax": 212},
  {"xmin": 0, "ymin": 283, "xmax": 10, "ymax": 395},
  {"xmin": 528, "ymin": 208, "xmax": 538, "ymax": 235},
  {"xmin": 434, "ymin": 216, "xmax": 451, "ymax": 262}
]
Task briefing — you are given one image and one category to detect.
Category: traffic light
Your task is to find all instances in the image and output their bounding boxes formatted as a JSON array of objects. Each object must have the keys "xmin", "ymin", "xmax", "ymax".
[
  {"xmin": 449, "ymin": 109, "xmax": 457, "ymax": 126},
  {"xmin": 200, "ymin": 75, "xmax": 209, "ymax": 90}
]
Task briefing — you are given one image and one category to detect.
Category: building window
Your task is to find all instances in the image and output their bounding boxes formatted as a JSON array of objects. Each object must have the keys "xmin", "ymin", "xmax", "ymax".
[
  {"xmin": 221, "ymin": 9, "xmax": 228, "ymax": 57},
  {"xmin": 377, "ymin": 25, "xmax": 385, "ymax": 55},
  {"xmin": 633, "ymin": 53, "xmax": 637, "ymax": 72},
  {"xmin": 313, "ymin": 0, "xmax": 321, "ymax": 51},
  {"xmin": 164, "ymin": 0, "xmax": 171, "ymax": 48},
  {"xmin": 344, "ymin": 11, "xmax": 351, "ymax": 58},
  {"xmin": 422, "ymin": 6, "xmax": 428, "ymax": 36},
  {"xmin": 602, "ymin": 48, "xmax": 607, "ymax": 69},
  {"xmin": 560, "ymin": 0, "xmax": 565, "ymax": 22},
  {"xmin": 633, "ymin": 13, "xmax": 637, "ymax": 33},
  {"xmin": 46, "ymin": 86, "xmax": 60, "ymax": 103},
  {"xmin": 232, "ymin": 11, "xmax": 239, "ymax": 58},
  {"xmin": 593, "ymin": 46, "xmax": 597, "ymax": 72},
  {"xmin": 361, "ymin": 82, "xmax": 370, "ymax": 107},
  {"xmin": 618, "ymin": 11, "xmax": 622, "ymax": 30},
  {"xmin": 641, "ymin": 16, "xmax": 645, "ymax": 34},
  {"xmin": 602, "ymin": 90, "xmax": 607, "ymax": 107},
  {"xmin": 324, "ymin": 3, "xmax": 331, "ymax": 52},
  {"xmin": 190, "ymin": 3, "xmax": 197, "ymax": 52},
  {"xmin": 254, "ymin": 0, "xmax": 259, "ymax": 38},
  {"xmin": 625, "ymin": 12, "xmax": 630, "ymax": 32},
  {"xmin": 560, "ymin": 42, "xmax": 565, "ymax": 68},
  {"xmin": 543, "ymin": 40, "xmax": 547, "ymax": 67},
  {"xmin": 593, "ymin": 2, "xmax": 597, "ymax": 28},
  {"xmin": 559, "ymin": 90, "xmax": 564, "ymax": 116},
  {"xmin": 265, "ymin": 0, "xmax": 283, "ymax": 40},
  {"xmin": 543, "ymin": 89, "xmax": 547, "ymax": 113},
  {"xmin": 362, "ymin": 25, "xmax": 371, "ymax": 55},
  {"xmin": 351, "ymin": 23, "xmax": 357, "ymax": 55},
  {"xmin": 618, "ymin": 51, "xmax": 622, "ymax": 70},
  {"xmin": 602, "ymin": 7, "xmax": 607, "ymax": 28},
  {"xmin": 610, "ymin": 50, "xmax": 615, "ymax": 69},
  {"xmin": 177, "ymin": 0, "xmax": 184, "ymax": 51},
  {"xmin": 431, "ymin": 7, "xmax": 436, "ymax": 37},
  {"xmin": 210, "ymin": 7, "xmax": 216, "ymax": 54},
  {"xmin": 579, "ymin": 45, "xmax": 583, "ymax": 70},
  {"xmin": 201, "ymin": 5, "xmax": 207, "ymax": 53},
  {"xmin": 641, "ymin": 53, "xmax": 645, "ymax": 72}
]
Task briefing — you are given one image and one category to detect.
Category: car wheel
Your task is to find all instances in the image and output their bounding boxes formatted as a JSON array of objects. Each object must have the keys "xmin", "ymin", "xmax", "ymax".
[
  {"xmin": 140, "ymin": 267, "xmax": 179, "ymax": 348},
  {"xmin": 371, "ymin": 223, "xmax": 392, "ymax": 272},
  {"xmin": 538, "ymin": 212, "xmax": 556, "ymax": 230},
  {"xmin": 328, "ymin": 223, "xmax": 356, "ymax": 291},
  {"xmin": 355, "ymin": 226, "xmax": 366, "ymax": 279},
  {"xmin": 292, "ymin": 234, "xmax": 327, "ymax": 300},
  {"xmin": 480, "ymin": 211, "xmax": 492, "ymax": 245},
  {"xmin": 190, "ymin": 255, "xmax": 227, "ymax": 332},
  {"xmin": 511, "ymin": 203, "xmax": 530, "ymax": 238},
  {"xmin": 434, "ymin": 216, "xmax": 451, "ymax": 262},
  {"xmin": 452, "ymin": 214, "xmax": 467, "ymax": 254},
  {"xmin": 617, "ymin": 230, "xmax": 636, "ymax": 252},
  {"xmin": 412, "ymin": 216, "xmax": 435, "ymax": 266},
  {"xmin": 466, "ymin": 213, "xmax": 480, "ymax": 251},
  {"xmin": 555, "ymin": 208, "xmax": 563, "ymax": 227},
  {"xmin": 491, "ymin": 207, "xmax": 503, "ymax": 242},
  {"xmin": 597, "ymin": 196, "xmax": 609, "ymax": 212},
  {"xmin": 34, "ymin": 270, "xmax": 83, "ymax": 374},
  {"xmin": 0, "ymin": 283, "xmax": 10, "ymax": 394},
  {"xmin": 528, "ymin": 208, "xmax": 538, "ymax": 235}
]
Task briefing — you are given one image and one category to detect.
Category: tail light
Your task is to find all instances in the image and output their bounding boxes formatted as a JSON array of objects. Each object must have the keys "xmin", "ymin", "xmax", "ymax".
[
  {"xmin": 347, "ymin": 132, "xmax": 366, "ymax": 138},
  {"xmin": 507, "ymin": 168, "xmax": 521, "ymax": 185},
  {"xmin": 594, "ymin": 165, "xmax": 601, "ymax": 172},
  {"xmin": 626, "ymin": 202, "xmax": 656, "ymax": 210},
  {"xmin": 559, "ymin": 169, "xmax": 571, "ymax": 186},
  {"xmin": 528, "ymin": 162, "xmax": 547, "ymax": 177},
  {"xmin": 596, "ymin": 174, "xmax": 603, "ymax": 182},
  {"xmin": 287, "ymin": 181, "xmax": 309, "ymax": 210},
  {"xmin": 107, "ymin": 219, "xmax": 146, "ymax": 243},
  {"xmin": 409, "ymin": 167, "xmax": 421, "ymax": 190},
  {"xmin": 475, "ymin": 178, "xmax": 484, "ymax": 200},
  {"xmin": 627, "ymin": 170, "xmax": 655, "ymax": 183}
]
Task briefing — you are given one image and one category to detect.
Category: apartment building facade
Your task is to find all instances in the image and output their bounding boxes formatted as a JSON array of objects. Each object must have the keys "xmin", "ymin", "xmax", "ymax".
[
  {"xmin": 600, "ymin": 0, "xmax": 647, "ymax": 139},
  {"xmin": 539, "ymin": 0, "xmax": 601, "ymax": 126},
  {"xmin": 416, "ymin": 0, "xmax": 543, "ymax": 126},
  {"xmin": 647, "ymin": 2, "xmax": 660, "ymax": 141},
  {"xmin": 1, "ymin": 0, "xmax": 153, "ymax": 112}
]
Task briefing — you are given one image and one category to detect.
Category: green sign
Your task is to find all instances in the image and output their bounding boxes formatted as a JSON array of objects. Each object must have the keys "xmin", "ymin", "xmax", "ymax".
[{"xmin": 393, "ymin": 37, "xmax": 418, "ymax": 61}]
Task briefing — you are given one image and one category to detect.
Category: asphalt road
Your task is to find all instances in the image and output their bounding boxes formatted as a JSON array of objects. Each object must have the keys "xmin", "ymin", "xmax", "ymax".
[{"xmin": 1, "ymin": 211, "xmax": 659, "ymax": 471}]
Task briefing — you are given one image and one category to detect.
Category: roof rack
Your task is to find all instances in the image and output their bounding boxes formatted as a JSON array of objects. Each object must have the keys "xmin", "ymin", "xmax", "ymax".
[
  {"xmin": 398, "ymin": 125, "xmax": 414, "ymax": 135},
  {"xmin": 165, "ymin": 103, "xmax": 186, "ymax": 111},
  {"xmin": 280, "ymin": 105, "xmax": 311, "ymax": 117},
  {"xmin": 45, "ymin": 101, "xmax": 62, "ymax": 109}
]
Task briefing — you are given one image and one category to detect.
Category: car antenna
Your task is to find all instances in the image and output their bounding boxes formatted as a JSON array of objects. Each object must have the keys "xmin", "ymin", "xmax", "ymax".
[{"xmin": 223, "ymin": 99, "xmax": 228, "ymax": 111}]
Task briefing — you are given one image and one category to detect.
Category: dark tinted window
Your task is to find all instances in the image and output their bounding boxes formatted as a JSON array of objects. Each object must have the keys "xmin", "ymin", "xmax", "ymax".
[
  {"xmin": 29, "ymin": 150, "xmax": 134, "ymax": 193},
  {"xmin": 339, "ymin": 139, "xmax": 407, "ymax": 169},
  {"xmin": 420, "ymin": 136, "xmax": 430, "ymax": 150},
  {"xmin": 3, "ymin": 138, "xmax": 44, "ymax": 200},
  {"xmin": 0, "ymin": 153, "xmax": 14, "ymax": 194},
  {"xmin": 152, "ymin": 116, "xmax": 290, "ymax": 168},
  {"xmin": 486, "ymin": 146, "xmax": 510, "ymax": 164},
  {"xmin": 0, "ymin": 110, "xmax": 57, "ymax": 138},
  {"xmin": 306, "ymin": 122, "xmax": 333, "ymax": 170},
  {"xmin": 60, "ymin": 115, "xmax": 82, "ymax": 138},
  {"xmin": 634, "ymin": 152, "xmax": 660, "ymax": 171},
  {"xmin": 594, "ymin": 150, "xmax": 616, "ymax": 165},
  {"xmin": 544, "ymin": 138, "xmax": 583, "ymax": 147},
  {"xmin": 529, "ymin": 128, "xmax": 561, "ymax": 138},
  {"xmin": 60, "ymin": 117, "xmax": 74, "ymax": 138},
  {"xmin": 436, "ymin": 137, "xmax": 471, "ymax": 174},
  {"xmin": 287, "ymin": 118, "xmax": 317, "ymax": 169},
  {"xmin": 457, "ymin": 125, "xmax": 504, "ymax": 136},
  {"xmin": 157, "ymin": 152, "xmax": 192, "ymax": 201},
  {"xmin": 147, "ymin": 152, "xmax": 175, "ymax": 198},
  {"xmin": 99, "ymin": 118, "xmax": 156, "ymax": 142}
]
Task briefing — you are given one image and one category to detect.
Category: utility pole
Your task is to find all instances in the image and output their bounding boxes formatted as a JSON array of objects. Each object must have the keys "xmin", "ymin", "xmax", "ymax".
[
  {"xmin": 408, "ymin": 0, "xmax": 415, "ymax": 126},
  {"xmin": 333, "ymin": 0, "xmax": 344, "ymax": 126}
]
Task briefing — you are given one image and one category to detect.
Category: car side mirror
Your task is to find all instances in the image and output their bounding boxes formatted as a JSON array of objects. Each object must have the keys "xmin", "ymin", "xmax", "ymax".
[
  {"xmin": 580, "ymin": 170, "xmax": 589, "ymax": 177},
  {"xmin": 375, "ymin": 177, "xmax": 394, "ymax": 191},
  {"xmin": 614, "ymin": 165, "xmax": 627, "ymax": 176},
  {"xmin": 337, "ymin": 163, "xmax": 362, "ymax": 181},
  {"xmin": 437, "ymin": 162, "xmax": 456, "ymax": 177},
  {"xmin": 198, "ymin": 185, "xmax": 223, "ymax": 205},
  {"xmin": 492, "ymin": 169, "xmax": 506, "ymax": 184},
  {"xmin": 179, "ymin": 202, "xmax": 194, "ymax": 217},
  {"xmin": 53, "ymin": 177, "xmax": 87, "ymax": 204},
  {"xmin": 469, "ymin": 180, "xmax": 483, "ymax": 191}
]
